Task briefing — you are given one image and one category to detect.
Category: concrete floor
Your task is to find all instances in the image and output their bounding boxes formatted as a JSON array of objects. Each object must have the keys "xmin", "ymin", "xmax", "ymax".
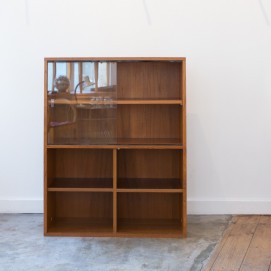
[{"xmin": 0, "ymin": 214, "xmax": 231, "ymax": 271}]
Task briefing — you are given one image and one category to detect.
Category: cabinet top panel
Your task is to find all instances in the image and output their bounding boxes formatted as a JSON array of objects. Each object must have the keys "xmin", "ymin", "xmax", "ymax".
[{"xmin": 44, "ymin": 57, "xmax": 186, "ymax": 62}]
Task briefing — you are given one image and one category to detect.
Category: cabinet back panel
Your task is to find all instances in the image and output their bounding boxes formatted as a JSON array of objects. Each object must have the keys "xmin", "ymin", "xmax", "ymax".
[
  {"xmin": 117, "ymin": 62, "xmax": 181, "ymax": 99},
  {"xmin": 54, "ymin": 149, "xmax": 113, "ymax": 178},
  {"xmin": 118, "ymin": 193, "xmax": 181, "ymax": 220},
  {"xmin": 54, "ymin": 192, "xmax": 113, "ymax": 219},
  {"xmin": 118, "ymin": 149, "xmax": 181, "ymax": 179},
  {"xmin": 117, "ymin": 105, "xmax": 181, "ymax": 140}
]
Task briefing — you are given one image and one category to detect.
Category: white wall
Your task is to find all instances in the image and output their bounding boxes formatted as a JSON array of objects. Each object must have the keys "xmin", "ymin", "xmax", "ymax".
[{"xmin": 0, "ymin": 0, "xmax": 271, "ymax": 214}]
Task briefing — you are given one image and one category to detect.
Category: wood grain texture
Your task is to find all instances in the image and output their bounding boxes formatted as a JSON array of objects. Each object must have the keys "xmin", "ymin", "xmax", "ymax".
[
  {"xmin": 117, "ymin": 149, "xmax": 181, "ymax": 180},
  {"xmin": 203, "ymin": 219, "xmax": 236, "ymax": 271},
  {"xmin": 117, "ymin": 105, "xmax": 181, "ymax": 141},
  {"xmin": 45, "ymin": 57, "xmax": 186, "ymax": 62},
  {"xmin": 210, "ymin": 216, "xmax": 259, "ymax": 271},
  {"xmin": 117, "ymin": 193, "xmax": 182, "ymax": 220},
  {"xmin": 54, "ymin": 192, "xmax": 113, "ymax": 219},
  {"xmin": 117, "ymin": 218, "xmax": 182, "ymax": 235},
  {"xmin": 181, "ymin": 60, "xmax": 187, "ymax": 236},
  {"xmin": 44, "ymin": 60, "xmax": 49, "ymax": 233},
  {"xmin": 203, "ymin": 216, "xmax": 271, "ymax": 271},
  {"xmin": 240, "ymin": 216, "xmax": 271, "ymax": 271},
  {"xmin": 47, "ymin": 178, "xmax": 113, "ymax": 192},
  {"xmin": 52, "ymin": 149, "xmax": 113, "ymax": 179},
  {"xmin": 117, "ymin": 62, "xmax": 181, "ymax": 99},
  {"xmin": 48, "ymin": 217, "xmax": 113, "ymax": 235}
]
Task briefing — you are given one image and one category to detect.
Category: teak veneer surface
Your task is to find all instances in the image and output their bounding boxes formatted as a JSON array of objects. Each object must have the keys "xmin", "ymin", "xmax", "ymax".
[{"xmin": 44, "ymin": 57, "xmax": 186, "ymax": 237}]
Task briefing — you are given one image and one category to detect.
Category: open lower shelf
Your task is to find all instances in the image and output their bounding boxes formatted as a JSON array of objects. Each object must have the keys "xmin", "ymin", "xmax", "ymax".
[
  {"xmin": 47, "ymin": 218, "xmax": 183, "ymax": 237},
  {"xmin": 117, "ymin": 219, "xmax": 182, "ymax": 236},
  {"xmin": 116, "ymin": 192, "xmax": 183, "ymax": 237},
  {"xmin": 48, "ymin": 178, "xmax": 113, "ymax": 192},
  {"xmin": 117, "ymin": 178, "xmax": 182, "ymax": 191},
  {"xmin": 47, "ymin": 218, "xmax": 113, "ymax": 235},
  {"xmin": 45, "ymin": 192, "xmax": 113, "ymax": 236}
]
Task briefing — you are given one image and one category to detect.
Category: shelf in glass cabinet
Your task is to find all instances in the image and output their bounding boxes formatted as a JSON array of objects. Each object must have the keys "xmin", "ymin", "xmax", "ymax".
[{"xmin": 48, "ymin": 99, "xmax": 183, "ymax": 105}]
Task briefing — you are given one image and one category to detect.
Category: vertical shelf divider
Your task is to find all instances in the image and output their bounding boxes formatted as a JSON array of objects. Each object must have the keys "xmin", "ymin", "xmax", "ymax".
[{"xmin": 113, "ymin": 149, "xmax": 117, "ymax": 234}]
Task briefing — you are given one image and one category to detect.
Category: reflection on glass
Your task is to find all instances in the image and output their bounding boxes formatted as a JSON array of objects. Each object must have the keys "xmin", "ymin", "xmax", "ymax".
[
  {"xmin": 56, "ymin": 62, "xmax": 67, "ymax": 78},
  {"xmin": 47, "ymin": 61, "xmax": 117, "ymax": 145}
]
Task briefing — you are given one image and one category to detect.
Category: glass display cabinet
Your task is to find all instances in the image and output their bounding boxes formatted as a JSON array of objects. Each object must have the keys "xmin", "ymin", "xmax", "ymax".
[
  {"xmin": 44, "ymin": 57, "xmax": 186, "ymax": 237},
  {"xmin": 47, "ymin": 60, "xmax": 117, "ymax": 145}
]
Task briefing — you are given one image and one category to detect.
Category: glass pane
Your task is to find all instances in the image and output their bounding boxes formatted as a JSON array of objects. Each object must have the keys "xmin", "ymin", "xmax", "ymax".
[
  {"xmin": 98, "ymin": 62, "xmax": 107, "ymax": 87},
  {"xmin": 47, "ymin": 61, "xmax": 117, "ymax": 145},
  {"xmin": 82, "ymin": 62, "xmax": 94, "ymax": 93}
]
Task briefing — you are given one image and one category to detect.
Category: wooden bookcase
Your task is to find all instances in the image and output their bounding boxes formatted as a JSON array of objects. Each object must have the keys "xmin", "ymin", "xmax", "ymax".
[{"xmin": 44, "ymin": 57, "xmax": 186, "ymax": 237}]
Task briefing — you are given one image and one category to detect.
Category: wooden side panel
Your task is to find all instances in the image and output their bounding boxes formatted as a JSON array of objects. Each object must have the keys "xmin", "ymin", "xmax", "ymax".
[
  {"xmin": 117, "ymin": 62, "xmax": 181, "ymax": 99},
  {"xmin": 44, "ymin": 60, "xmax": 50, "ymax": 233},
  {"xmin": 181, "ymin": 59, "xmax": 187, "ymax": 236}
]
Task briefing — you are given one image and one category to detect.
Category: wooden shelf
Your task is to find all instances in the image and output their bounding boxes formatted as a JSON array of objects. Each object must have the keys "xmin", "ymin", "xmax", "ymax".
[
  {"xmin": 47, "ymin": 218, "xmax": 113, "ymax": 236},
  {"xmin": 115, "ymin": 145, "xmax": 183, "ymax": 149},
  {"xmin": 47, "ymin": 138, "xmax": 182, "ymax": 147},
  {"xmin": 117, "ymin": 192, "xmax": 183, "ymax": 237},
  {"xmin": 117, "ymin": 189, "xmax": 183, "ymax": 193},
  {"xmin": 47, "ymin": 144, "xmax": 183, "ymax": 150},
  {"xmin": 47, "ymin": 145, "xmax": 115, "ymax": 149},
  {"xmin": 48, "ymin": 178, "xmax": 113, "ymax": 192},
  {"xmin": 117, "ymin": 178, "xmax": 182, "ymax": 191},
  {"xmin": 48, "ymin": 99, "xmax": 182, "ymax": 105},
  {"xmin": 117, "ymin": 219, "xmax": 183, "ymax": 237},
  {"xmin": 47, "ymin": 138, "xmax": 117, "ymax": 145},
  {"xmin": 117, "ymin": 138, "xmax": 181, "ymax": 145},
  {"xmin": 117, "ymin": 99, "xmax": 182, "ymax": 105}
]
